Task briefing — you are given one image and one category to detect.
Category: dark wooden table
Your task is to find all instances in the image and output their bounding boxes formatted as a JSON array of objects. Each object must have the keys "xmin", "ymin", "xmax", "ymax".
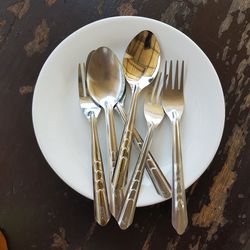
[{"xmin": 0, "ymin": 0, "xmax": 249, "ymax": 249}]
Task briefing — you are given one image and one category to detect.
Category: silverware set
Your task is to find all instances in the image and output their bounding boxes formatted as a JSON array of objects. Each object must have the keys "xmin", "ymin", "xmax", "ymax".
[{"xmin": 77, "ymin": 30, "xmax": 187, "ymax": 234}]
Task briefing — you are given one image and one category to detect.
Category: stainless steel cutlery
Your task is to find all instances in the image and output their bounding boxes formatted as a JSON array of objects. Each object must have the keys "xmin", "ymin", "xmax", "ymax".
[
  {"xmin": 77, "ymin": 30, "xmax": 188, "ymax": 233},
  {"xmin": 78, "ymin": 63, "xmax": 110, "ymax": 226},
  {"xmin": 86, "ymin": 47, "xmax": 126, "ymax": 218},
  {"xmin": 115, "ymin": 102, "xmax": 171, "ymax": 199},
  {"xmin": 162, "ymin": 61, "xmax": 187, "ymax": 235},
  {"xmin": 85, "ymin": 49, "xmax": 171, "ymax": 220},
  {"xmin": 112, "ymin": 31, "xmax": 161, "ymax": 212},
  {"xmin": 118, "ymin": 73, "xmax": 164, "ymax": 229}
]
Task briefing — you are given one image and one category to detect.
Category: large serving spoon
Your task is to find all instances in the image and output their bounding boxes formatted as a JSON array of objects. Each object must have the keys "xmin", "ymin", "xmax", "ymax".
[
  {"xmin": 86, "ymin": 47, "xmax": 125, "ymax": 218},
  {"xmin": 112, "ymin": 30, "xmax": 161, "ymax": 204}
]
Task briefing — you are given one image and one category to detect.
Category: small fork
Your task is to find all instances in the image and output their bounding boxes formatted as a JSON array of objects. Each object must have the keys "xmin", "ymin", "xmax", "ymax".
[
  {"xmin": 78, "ymin": 63, "xmax": 110, "ymax": 226},
  {"xmin": 162, "ymin": 61, "xmax": 188, "ymax": 235},
  {"xmin": 118, "ymin": 73, "xmax": 165, "ymax": 230}
]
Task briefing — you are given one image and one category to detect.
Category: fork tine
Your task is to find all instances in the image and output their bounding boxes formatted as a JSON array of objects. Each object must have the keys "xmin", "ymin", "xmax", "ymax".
[
  {"xmin": 151, "ymin": 72, "xmax": 161, "ymax": 103},
  {"xmin": 155, "ymin": 72, "xmax": 163, "ymax": 103},
  {"xmin": 82, "ymin": 63, "xmax": 88, "ymax": 96},
  {"xmin": 180, "ymin": 60, "xmax": 184, "ymax": 91},
  {"xmin": 78, "ymin": 63, "xmax": 88, "ymax": 97},
  {"xmin": 174, "ymin": 61, "xmax": 179, "ymax": 89},
  {"xmin": 78, "ymin": 63, "xmax": 84, "ymax": 97},
  {"xmin": 163, "ymin": 61, "xmax": 167, "ymax": 88},
  {"xmin": 167, "ymin": 60, "xmax": 173, "ymax": 90},
  {"xmin": 83, "ymin": 62, "xmax": 86, "ymax": 78}
]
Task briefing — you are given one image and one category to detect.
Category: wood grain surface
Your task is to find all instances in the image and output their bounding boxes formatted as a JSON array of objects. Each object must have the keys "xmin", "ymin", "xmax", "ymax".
[{"xmin": 0, "ymin": 0, "xmax": 249, "ymax": 249}]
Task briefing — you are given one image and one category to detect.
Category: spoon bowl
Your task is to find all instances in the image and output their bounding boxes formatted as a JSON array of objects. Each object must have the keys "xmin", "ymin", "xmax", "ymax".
[
  {"xmin": 87, "ymin": 47, "xmax": 125, "ymax": 107},
  {"xmin": 123, "ymin": 30, "xmax": 161, "ymax": 89}
]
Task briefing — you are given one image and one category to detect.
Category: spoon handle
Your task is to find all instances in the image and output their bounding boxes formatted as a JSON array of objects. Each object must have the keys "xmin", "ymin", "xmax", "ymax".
[
  {"xmin": 118, "ymin": 125, "xmax": 154, "ymax": 230},
  {"xmin": 112, "ymin": 88, "xmax": 140, "ymax": 190},
  {"xmin": 115, "ymin": 102, "xmax": 171, "ymax": 198},
  {"xmin": 90, "ymin": 113, "xmax": 110, "ymax": 226},
  {"xmin": 104, "ymin": 107, "xmax": 119, "ymax": 218},
  {"xmin": 105, "ymin": 107, "xmax": 117, "ymax": 174}
]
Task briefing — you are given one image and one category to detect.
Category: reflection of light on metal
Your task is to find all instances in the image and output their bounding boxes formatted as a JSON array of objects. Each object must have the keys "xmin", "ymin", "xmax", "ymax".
[
  {"xmin": 124, "ymin": 52, "xmax": 132, "ymax": 59},
  {"xmin": 123, "ymin": 30, "xmax": 160, "ymax": 83}
]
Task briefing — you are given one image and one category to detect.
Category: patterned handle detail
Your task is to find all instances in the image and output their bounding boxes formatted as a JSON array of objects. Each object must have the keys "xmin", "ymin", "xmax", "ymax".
[
  {"xmin": 145, "ymin": 155, "xmax": 171, "ymax": 198},
  {"xmin": 118, "ymin": 165, "xmax": 145, "ymax": 230},
  {"xmin": 118, "ymin": 126, "xmax": 154, "ymax": 230},
  {"xmin": 112, "ymin": 90, "xmax": 139, "ymax": 190},
  {"xmin": 114, "ymin": 127, "xmax": 133, "ymax": 187},
  {"xmin": 90, "ymin": 114, "xmax": 110, "ymax": 226},
  {"xmin": 115, "ymin": 103, "xmax": 171, "ymax": 198},
  {"xmin": 171, "ymin": 118, "xmax": 188, "ymax": 234}
]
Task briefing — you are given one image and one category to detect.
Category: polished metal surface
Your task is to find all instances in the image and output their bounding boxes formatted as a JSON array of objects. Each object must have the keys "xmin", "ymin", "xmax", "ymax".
[
  {"xmin": 86, "ymin": 47, "xmax": 125, "ymax": 219},
  {"xmin": 118, "ymin": 73, "xmax": 164, "ymax": 230},
  {"xmin": 112, "ymin": 31, "xmax": 161, "ymax": 211},
  {"xmin": 87, "ymin": 48, "xmax": 170, "ymax": 198},
  {"xmin": 162, "ymin": 61, "xmax": 187, "ymax": 235},
  {"xmin": 115, "ymin": 102, "xmax": 171, "ymax": 198},
  {"xmin": 78, "ymin": 62, "xmax": 110, "ymax": 226},
  {"xmin": 87, "ymin": 49, "xmax": 171, "ymax": 199}
]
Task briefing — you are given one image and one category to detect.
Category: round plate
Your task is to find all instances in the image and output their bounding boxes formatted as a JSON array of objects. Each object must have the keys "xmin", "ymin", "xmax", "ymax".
[{"xmin": 32, "ymin": 16, "xmax": 225, "ymax": 207}]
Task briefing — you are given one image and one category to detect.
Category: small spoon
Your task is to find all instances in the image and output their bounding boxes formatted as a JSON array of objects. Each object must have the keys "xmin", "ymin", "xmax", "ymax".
[
  {"xmin": 86, "ymin": 47, "xmax": 125, "ymax": 218},
  {"xmin": 112, "ymin": 30, "xmax": 161, "ymax": 204}
]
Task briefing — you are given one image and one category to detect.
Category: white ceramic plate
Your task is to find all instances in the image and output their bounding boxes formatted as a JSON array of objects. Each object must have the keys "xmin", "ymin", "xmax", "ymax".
[{"xmin": 32, "ymin": 16, "xmax": 225, "ymax": 207}]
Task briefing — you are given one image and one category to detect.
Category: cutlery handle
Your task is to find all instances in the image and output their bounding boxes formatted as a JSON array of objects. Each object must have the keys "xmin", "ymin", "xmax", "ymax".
[
  {"xmin": 105, "ymin": 107, "xmax": 117, "ymax": 175},
  {"xmin": 112, "ymin": 88, "xmax": 139, "ymax": 189},
  {"xmin": 116, "ymin": 103, "xmax": 171, "ymax": 199},
  {"xmin": 90, "ymin": 113, "xmax": 110, "ymax": 226},
  {"xmin": 171, "ymin": 118, "xmax": 188, "ymax": 235},
  {"xmin": 104, "ymin": 107, "xmax": 119, "ymax": 218},
  {"xmin": 118, "ymin": 125, "xmax": 154, "ymax": 230}
]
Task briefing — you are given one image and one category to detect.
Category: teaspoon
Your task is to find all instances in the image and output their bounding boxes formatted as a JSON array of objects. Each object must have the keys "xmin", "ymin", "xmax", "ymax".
[
  {"xmin": 112, "ymin": 31, "xmax": 161, "ymax": 206},
  {"xmin": 86, "ymin": 47, "xmax": 125, "ymax": 218}
]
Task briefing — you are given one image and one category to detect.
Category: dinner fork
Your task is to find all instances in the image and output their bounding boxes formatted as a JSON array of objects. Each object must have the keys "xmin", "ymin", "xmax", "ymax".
[
  {"xmin": 162, "ymin": 61, "xmax": 187, "ymax": 235},
  {"xmin": 78, "ymin": 63, "xmax": 110, "ymax": 226},
  {"xmin": 118, "ymin": 73, "xmax": 164, "ymax": 230}
]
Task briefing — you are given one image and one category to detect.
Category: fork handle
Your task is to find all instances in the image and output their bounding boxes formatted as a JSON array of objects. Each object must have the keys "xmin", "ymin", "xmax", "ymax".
[
  {"xmin": 90, "ymin": 113, "xmax": 110, "ymax": 226},
  {"xmin": 115, "ymin": 103, "xmax": 171, "ymax": 198},
  {"xmin": 118, "ymin": 125, "xmax": 154, "ymax": 230},
  {"xmin": 171, "ymin": 118, "xmax": 188, "ymax": 234}
]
